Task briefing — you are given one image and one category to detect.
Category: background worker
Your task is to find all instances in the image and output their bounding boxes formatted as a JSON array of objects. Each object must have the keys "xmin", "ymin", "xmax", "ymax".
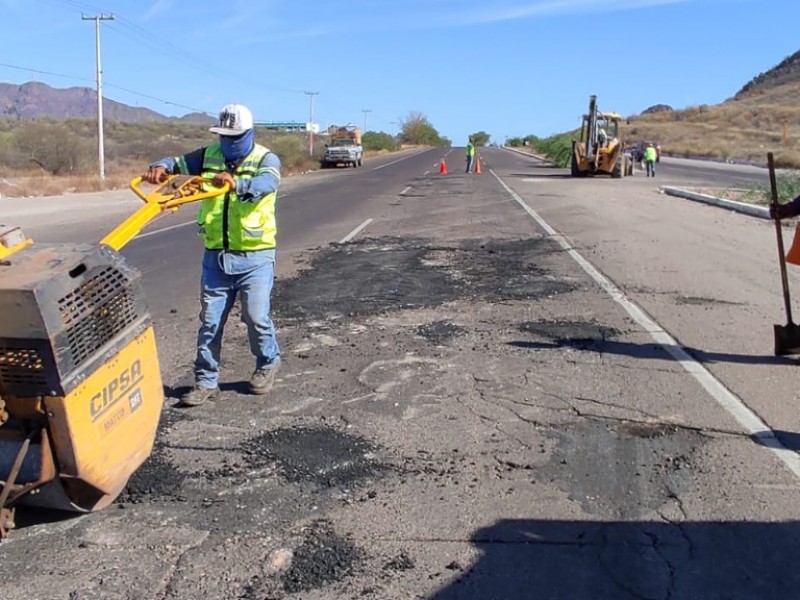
[
  {"xmin": 771, "ymin": 195, "xmax": 800, "ymax": 219},
  {"xmin": 644, "ymin": 142, "xmax": 658, "ymax": 177},
  {"xmin": 597, "ymin": 127, "xmax": 608, "ymax": 148},
  {"xmin": 465, "ymin": 140, "xmax": 476, "ymax": 173},
  {"xmin": 142, "ymin": 103, "xmax": 282, "ymax": 407}
]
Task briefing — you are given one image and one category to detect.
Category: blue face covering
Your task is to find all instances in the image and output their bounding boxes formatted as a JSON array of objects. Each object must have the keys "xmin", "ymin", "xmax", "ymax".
[{"xmin": 219, "ymin": 128, "xmax": 254, "ymax": 163}]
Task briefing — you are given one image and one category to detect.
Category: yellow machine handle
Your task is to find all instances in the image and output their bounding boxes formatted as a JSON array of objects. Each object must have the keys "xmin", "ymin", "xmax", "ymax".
[{"xmin": 100, "ymin": 175, "xmax": 229, "ymax": 252}]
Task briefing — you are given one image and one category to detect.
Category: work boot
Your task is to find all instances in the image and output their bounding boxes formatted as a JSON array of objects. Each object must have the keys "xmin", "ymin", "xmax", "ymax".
[
  {"xmin": 180, "ymin": 385, "xmax": 219, "ymax": 407},
  {"xmin": 249, "ymin": 363, "xmax": 280, "ymax": 395}
]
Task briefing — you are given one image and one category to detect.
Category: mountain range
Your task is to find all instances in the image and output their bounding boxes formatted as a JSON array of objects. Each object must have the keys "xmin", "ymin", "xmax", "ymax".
[{"xmin": 0, "ymin": 81, "xmax": 211, "ymax": 123}]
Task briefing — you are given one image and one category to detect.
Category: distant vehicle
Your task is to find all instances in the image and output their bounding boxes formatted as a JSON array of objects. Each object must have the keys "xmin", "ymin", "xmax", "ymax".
[
  {"xmin": 571, "ymin": 95, "xmax": 632, "ymax": 178},
  {"xmin": 321, "ymin": 125, "xmax": 363, "ymax": 168}
]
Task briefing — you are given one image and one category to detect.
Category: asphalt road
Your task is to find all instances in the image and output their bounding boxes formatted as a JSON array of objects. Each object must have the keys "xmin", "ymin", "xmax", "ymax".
[
  {"xmin": 643, "ymin": 154, "xmax": 771, "ymax": 188},
  {"xmin": 3, "ymin": 148, "xmax": 800, "ymax": 599}
]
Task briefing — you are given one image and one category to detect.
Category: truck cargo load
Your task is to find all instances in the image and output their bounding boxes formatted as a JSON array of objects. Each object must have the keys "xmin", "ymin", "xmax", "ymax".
[{"xmin": 321, "ymin": 125, "xmax": 364, "ymax": 168}]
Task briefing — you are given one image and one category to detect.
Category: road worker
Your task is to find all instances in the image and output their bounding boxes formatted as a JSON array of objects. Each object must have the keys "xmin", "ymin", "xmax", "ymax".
[{"xmin": 142, "ymin": 103, "xmax": 282, "ymax": 407}]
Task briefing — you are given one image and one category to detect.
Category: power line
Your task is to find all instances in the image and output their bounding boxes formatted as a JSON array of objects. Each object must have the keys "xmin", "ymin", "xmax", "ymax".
[
  {"xmin": 28, "ymin": 1, "xmax": 387, "ymax": 128},
  {"xmin": 0, "ymin": 61, "xmax": 93, "ymax": 85},
  {"xmin": 45, "ymin": 0, "xmax": 309, "ymax": 96}
]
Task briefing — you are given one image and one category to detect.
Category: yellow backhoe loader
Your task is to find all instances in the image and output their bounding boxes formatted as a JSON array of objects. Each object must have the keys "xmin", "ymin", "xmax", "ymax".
[
  {"xmin": 0, "ymin": 175, "xmax": 226, "ymax": 539},
  {"xmin": 571, "ymin": 95, "xmax": 632, "ymax": 178}
]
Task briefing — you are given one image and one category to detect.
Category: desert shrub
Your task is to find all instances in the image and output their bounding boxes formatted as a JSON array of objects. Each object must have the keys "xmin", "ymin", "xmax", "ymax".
[
  {"xmin": 267, "ymin": 133, "xmax": 321, "ymax": 174},
  {"xmin": 12, "ymin": 121, "xmax": 93, "ymax": 175},
  {"xmin": 533, "ymin": 130, "xmax": 578, "ymax": 167},
  {"xmin": 774, "ymin": 148, "xmax": 800, "ymax": 169},
  {"xmin": 363, "ymin": 131, "xmax": 399, "ymax": 152}
]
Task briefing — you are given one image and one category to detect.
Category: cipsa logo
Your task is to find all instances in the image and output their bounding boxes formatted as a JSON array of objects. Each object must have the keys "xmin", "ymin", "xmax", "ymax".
[{"xmin": 90, "ymin": 359, "xmax": 143, "ymax": 421}]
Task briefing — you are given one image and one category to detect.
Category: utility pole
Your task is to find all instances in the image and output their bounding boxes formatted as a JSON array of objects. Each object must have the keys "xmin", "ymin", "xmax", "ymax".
[
  {"xmin": 304, "ymin": 91, "xmax": 318, "ymax": 156},
  {"xmin": 82, "ymin": 13, "xmax": 114, "ymax": 181},
  {"xmin": 361, "ymin": 109, "xmax": 371, "ymax": 134}
]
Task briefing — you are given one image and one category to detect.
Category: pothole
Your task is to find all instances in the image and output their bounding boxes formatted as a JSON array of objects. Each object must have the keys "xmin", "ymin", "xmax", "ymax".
[
  {"xmin": 242, "ymin": 424, "xmax": 390, "ymax": 488},
  {"xmin": 416, "ymin": 320, "xmax": 467, "ymax": 344},
  {"xmin": 675, "ymin": 295, "xmax": 743, "ymax": 306},
  {"xmin": 281, "ymin": 520, "xmax": 363, "ymax": 594},
  {"xmin": 543, "ymin": 419, "xmax": 708, "ymax": 518},
  {"xmin": 519, "ymin": 319, "xmax": 621, "ymax": 348},
  {"xmin": 274, "ymin": 237, "xmax": 573, "ymax": 323}
]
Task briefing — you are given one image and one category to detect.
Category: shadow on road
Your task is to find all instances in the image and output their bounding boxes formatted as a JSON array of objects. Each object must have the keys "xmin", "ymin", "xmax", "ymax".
[
  {"xmin": 508, "ymin": 339, "xmax": 798, "ymax": 366},
  {"xmin": 753, "ymin": 429, "xmax": 800, "ymax": 451},
  {"xmin": 427, "ymin": 518, "xmax": 800, "ymax": 599},
  {"xmin": 505, "ymin": 173, "xmax": 572, "ymax": 179}
]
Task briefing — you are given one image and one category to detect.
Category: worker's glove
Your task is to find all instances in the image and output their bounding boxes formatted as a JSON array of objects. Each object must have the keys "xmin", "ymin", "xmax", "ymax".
[
  {"xmin": 772, "ymin": 199, "xmax": 799, "ymax": 220},
  {"xmin": 143, "ymin": 166, "xmax": 168, "ymax": 184}
]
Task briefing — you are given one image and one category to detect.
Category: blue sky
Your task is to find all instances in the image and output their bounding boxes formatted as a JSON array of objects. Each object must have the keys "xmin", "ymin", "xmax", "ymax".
[{"xmin": 1, "ymin": 0, "xmax": 798, "ymax": 144}]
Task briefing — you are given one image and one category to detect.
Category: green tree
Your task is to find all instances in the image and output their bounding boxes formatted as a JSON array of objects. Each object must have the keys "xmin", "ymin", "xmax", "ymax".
[
  {"xmin": 399, "ymin": 112, "xmax": 448, "ymax": 146},
  {"xmin": 469, "ymin": 131, "xmax": 491, "ymax": 147},
  {"xmin": 532, "ymin": 130, "xmax": 579, "ymax": 168},
  {"xmin": 363, "ymin": 131, "xmax": 400, "ymax": 152}
]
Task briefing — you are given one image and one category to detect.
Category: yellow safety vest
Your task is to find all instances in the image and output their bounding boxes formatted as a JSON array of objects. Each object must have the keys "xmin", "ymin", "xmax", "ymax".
[{"xmin": 177, "ymin": 143, "xmax": 277, "ymax": 251}]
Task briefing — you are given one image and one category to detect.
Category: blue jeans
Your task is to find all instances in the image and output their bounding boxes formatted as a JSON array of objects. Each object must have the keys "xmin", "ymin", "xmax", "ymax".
[
  {"xmin": 195, "ymin": 249, "xmax": 280, "ymax": 388},
  {"xmin": 646, "ymin": 160, "xmax": 656, "ymax": 177},
  {"xmin": 466, "ymin": 155, "xmax": 474, "ymax": 173}
]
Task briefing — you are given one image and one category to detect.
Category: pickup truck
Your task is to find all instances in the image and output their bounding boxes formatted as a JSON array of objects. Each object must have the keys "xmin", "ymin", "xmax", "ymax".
[{"xmin": 321, "ymin": 125, "xmax": 363, "ymax": 168}]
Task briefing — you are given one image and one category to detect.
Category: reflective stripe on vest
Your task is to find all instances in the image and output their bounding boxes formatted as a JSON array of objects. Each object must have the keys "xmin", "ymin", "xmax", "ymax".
[{"xmin": 194, "ymin": 143, "xmax": 277, "ymax": 251}]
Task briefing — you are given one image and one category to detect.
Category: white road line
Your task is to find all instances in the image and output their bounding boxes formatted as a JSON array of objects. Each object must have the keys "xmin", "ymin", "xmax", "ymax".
[
  {"xmin": 400, "ymin": 186, "xmax": 412, "ymax": 195},
  {"xmin": 490, "ymin": 168, "xmax": 800, "ymax": 480},
  {"xmin": 340, "ymin": 218, "xmax": 373, "ymax": 243},
  {"xmin": 135, "ymin": 220, "xmax": 195, "ymax": 239},
  {"xmin": 372, "ymin": 155, "xmax": 417, "ymax": 170}
]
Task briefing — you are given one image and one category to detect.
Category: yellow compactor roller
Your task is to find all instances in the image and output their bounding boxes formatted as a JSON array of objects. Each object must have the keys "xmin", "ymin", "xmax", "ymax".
[{"xmin": 0, "ymin": 176, "xmax": 225, "ymax": 538}]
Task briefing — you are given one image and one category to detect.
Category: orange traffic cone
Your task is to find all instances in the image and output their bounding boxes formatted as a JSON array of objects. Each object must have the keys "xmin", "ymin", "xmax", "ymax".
[
  {"xmin": 787, "ymin": 223, "xmax": 800, "ymax": 265},
  {"xmin": 475, "ymin": 157, "xmax": 482, "ymax": 174},
  {"xmin": 439, "ymin": 159, "xmax": 448, "ymax": 174}
]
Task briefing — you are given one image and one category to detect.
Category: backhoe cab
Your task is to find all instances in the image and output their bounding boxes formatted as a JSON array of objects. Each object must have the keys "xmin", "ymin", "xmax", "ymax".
[{"xmin": 571, "ymin": 95, "xmax": 632, "ymax": 178}]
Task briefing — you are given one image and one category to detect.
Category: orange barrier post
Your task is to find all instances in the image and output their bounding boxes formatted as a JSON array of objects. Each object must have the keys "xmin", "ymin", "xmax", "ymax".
[
  {"xmin": 439, "ymin": 160, "xmax": 448, "ymax": 174},
  {"xmin": 475, "ymin": 157, "xmax": 482, "ymax": 174}
]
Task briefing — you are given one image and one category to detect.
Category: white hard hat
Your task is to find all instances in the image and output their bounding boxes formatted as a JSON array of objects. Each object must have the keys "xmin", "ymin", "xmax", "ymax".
[{"xmin": 209, "ymin": 103, "xmax": 254, "ymax": 136}]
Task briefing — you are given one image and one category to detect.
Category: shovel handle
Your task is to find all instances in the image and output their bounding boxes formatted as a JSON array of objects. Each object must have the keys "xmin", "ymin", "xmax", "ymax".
[{"xmin": 769, "ymin": 152, "xmax": 794, "ymax": 325}]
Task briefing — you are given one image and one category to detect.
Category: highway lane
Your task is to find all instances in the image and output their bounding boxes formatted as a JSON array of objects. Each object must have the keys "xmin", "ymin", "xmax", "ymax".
[
  {"xmin": 489, "ymin": 144, "xmax": 800, "ymax": 452},
  {"xmin": 640, "ymin": 155, "xmax": 771, "ymax": 188},
  {"xmin": 505, "ymin": 146, "xmax": 774, "ymax": 188}
]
